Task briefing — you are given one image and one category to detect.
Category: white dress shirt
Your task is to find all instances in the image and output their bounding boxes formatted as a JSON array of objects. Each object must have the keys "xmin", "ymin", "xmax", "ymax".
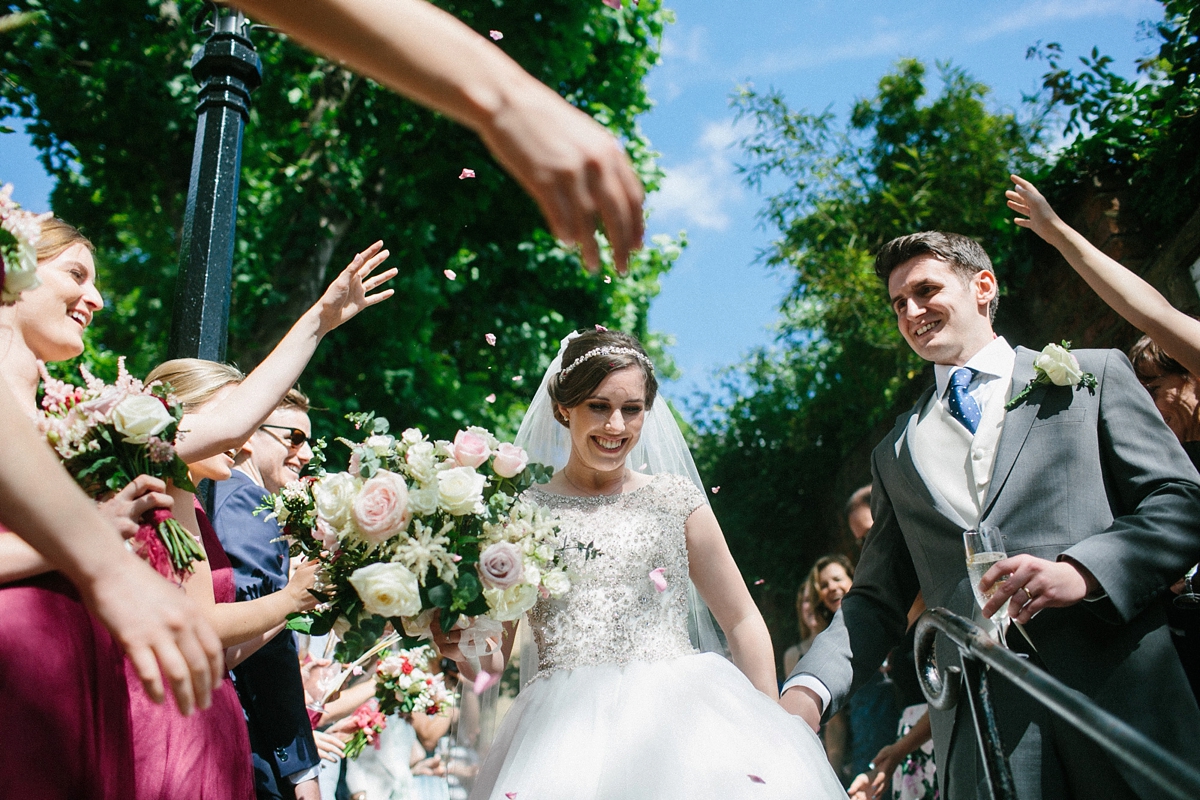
[{"xmin": 783, "ymin": 337, "xmax": 1016, "ymax": 711}]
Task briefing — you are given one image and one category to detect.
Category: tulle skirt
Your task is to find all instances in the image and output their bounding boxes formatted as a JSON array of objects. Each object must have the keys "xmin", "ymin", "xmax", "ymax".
[{"xmin": 472, "ymin": 652, "xmax": 848, "ymax": 799}]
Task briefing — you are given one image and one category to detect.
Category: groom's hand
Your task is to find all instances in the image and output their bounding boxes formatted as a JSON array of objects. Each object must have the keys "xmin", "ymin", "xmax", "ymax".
[
  {"xmin": 780, "ymin": 686, "xmax": 823, "ymax": 733},
  {"xmin": 979, "ymin": 554, "xmax": 1100, "ymax": 625}
]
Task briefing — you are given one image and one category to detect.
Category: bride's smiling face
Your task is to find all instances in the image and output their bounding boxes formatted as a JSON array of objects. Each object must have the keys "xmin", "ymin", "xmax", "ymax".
[{"xmin": 560, "ymin": 367, "xmax": 647, "ymax": 474}]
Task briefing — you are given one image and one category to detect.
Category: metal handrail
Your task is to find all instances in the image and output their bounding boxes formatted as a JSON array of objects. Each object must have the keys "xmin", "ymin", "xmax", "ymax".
[{"xmin": 915, "ymin": 608, "xmax": 1200, "ymax": 800}]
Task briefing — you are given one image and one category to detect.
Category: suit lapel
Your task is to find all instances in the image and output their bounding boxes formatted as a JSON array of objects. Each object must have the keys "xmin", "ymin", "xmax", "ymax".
[
  {"xmin": 891, "ymin": 385, "xmax": 972, "ymax": 531},
  {"xmin": 980, "ymin": 347, "xmax": 1045, "ymax": 518}
]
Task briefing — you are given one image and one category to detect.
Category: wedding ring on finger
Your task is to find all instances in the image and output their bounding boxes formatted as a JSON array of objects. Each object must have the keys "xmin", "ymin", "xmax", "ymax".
[{"xmin": 1020, "ymin": 586, "xmax": 1035, "ymax": 607}]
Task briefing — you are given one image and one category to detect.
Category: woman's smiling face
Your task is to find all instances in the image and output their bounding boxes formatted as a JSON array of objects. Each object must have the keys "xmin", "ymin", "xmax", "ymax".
[
  {"xmin": 10, "ymin": 243, "xmax": 103, "ymax": 362},
  {"xmin": 560, "ymin": 367, "xmax": 647, "ymax": 475}
]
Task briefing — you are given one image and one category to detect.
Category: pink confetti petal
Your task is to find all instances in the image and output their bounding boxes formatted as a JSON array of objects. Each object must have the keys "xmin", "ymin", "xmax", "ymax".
[
  {"xmin": 749, "ymin": 775, "xmax": 766, "ymax": 784},
  {"xmin": 505, "ymin": 794, "xmax": 518, "ymax": 800},
  {"xmin": 512, "ymin": 375, "xmax": 523, "ymax": 382},
  {"xmin": 451, "ymin": 553, "xmax": 463, "ymax": 562},
  {"xmin": 711, "ymin": 486, "xmax": 720, "ymax": 494},
  {"xmin": 485, "ymin": 393, "xmax": 496, "ymax": 403},
  {"xmin": 595, "ymin": 324, "xmax": 608, "ymax": 331},
  {"xmin": 489, "ymin": 30, "xmax": 503, "ymax": 40},
  {"xmin": 458, "ymin": 168, "xmax": 476, "ymax": 180},
  {"xmin": 753, "ymin": 578, "xmax": 765, "ymax": 585},
  {"xmin": 602, "ymin": 0, "xmax": 622, "ymax": 8},
  {"xmin": 485, "ymin": 333, "xmax": 497, "ymax": 346},
  {"xmin": 473, "ymin": 671, "xmax": 498, "ymax": 695},
  {"xmin": 444, "ymin": 269, "xmax": 457, "ymax": 280},
  {"xmin": 603, "ymin": 275, "xmax": 612, "ymax": 283},
  {"xmin": 649, "ymin": 567, "xmax": 667, "ymax": 592}
]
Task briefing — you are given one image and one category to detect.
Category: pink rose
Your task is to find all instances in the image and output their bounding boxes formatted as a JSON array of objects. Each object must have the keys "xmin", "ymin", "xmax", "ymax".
[
  {"xmin": 317, "ymin": 518, "xmax": 340, "ymax": 551},
  {"xmin": 491, "ymin": 443, "xmax": 529, "ymax": 478},
  {"xmin": 451, "ymin": 430, "xmax": 490, "ymax": 468},
  {"xmin": 78, "ymin": 388, "xmax": 125, "ymax": 420},
  {"xmin": 478, "ymin": 542, "xmax": 524, "ymax": 589},
  {"xmin": 352, "ymin": 470, "xmax": 411, "ymax": 544},
  {"xmin": 348, "ymin": 451, "xmax": 363, "ymax": 477}
]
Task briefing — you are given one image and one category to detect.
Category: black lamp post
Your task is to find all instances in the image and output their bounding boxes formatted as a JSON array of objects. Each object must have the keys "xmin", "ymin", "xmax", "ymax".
[{"xmin": 168, "ymin": 4, "xmax": 262, "ymax": 361}]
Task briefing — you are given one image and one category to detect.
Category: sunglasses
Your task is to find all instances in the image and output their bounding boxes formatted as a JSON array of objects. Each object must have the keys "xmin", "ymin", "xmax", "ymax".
[{"xmin": 259, "ymin": 424, "xmax": 310, "ymax": 448}]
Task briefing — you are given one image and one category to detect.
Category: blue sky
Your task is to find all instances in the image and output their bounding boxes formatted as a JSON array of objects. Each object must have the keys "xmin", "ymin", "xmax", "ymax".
[{"xmin": 0, "ymin": 0, "xmax": 1166, "ymax": 413}]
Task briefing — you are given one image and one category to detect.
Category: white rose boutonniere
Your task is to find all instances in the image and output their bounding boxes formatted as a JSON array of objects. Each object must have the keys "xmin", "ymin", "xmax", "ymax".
[{"xmin": 1006, "ymin": 341, "xmax": 1098, "ymax": 411}]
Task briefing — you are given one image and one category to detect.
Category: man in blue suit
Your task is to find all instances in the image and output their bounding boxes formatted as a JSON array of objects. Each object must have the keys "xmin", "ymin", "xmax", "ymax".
[{"xmin": 213, "ymin": 389, "xmax": 321, "ymax": 800}]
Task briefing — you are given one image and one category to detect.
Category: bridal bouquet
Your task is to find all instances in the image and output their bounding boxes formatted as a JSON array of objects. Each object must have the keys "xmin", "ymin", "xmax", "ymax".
[
  {"xmin": 37, "ymin": 359, "xmax": 205, "ymax": 579},
  {"xmin": 265, "ymin": 412, "xmax": 579, "ymax": 661}
]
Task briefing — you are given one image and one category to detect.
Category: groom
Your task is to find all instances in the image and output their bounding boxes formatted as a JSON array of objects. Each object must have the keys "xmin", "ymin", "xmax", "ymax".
[{"xmin": 782, "ymin": 231, "xmax": 1200, "ymax": 799}]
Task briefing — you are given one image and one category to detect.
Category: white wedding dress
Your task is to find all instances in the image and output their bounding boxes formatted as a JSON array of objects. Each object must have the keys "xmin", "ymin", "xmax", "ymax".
[{"xmin": 470, "ymin": 474, "xmax": 848, "ymax": 799}]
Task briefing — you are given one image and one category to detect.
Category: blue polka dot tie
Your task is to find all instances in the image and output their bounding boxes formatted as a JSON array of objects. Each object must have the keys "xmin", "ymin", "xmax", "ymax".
[{"xmin": 947, "ymin": 367, "xmax": 981, "ymax": 435}]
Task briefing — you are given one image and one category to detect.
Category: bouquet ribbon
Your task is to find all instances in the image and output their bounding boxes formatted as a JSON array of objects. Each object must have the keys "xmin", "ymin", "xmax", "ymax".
[{"xmin": 458, "ymin": 617, "xmax": 505, "ymax": 663}]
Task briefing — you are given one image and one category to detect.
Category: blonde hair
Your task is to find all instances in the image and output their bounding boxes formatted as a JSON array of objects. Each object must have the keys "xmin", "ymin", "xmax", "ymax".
[
  {"xmin": 37, "ymin": 218, "xmax": 94, "ymax": 263},
  {"xmin": 146, "ymin": 359, "xmax": 245, "ymax": 412}
]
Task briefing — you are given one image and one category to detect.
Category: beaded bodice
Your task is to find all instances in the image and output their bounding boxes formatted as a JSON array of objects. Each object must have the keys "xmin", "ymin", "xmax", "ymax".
[{"xmin": 526, "ymin": 474, "xmax": 706, "ymax": 677}]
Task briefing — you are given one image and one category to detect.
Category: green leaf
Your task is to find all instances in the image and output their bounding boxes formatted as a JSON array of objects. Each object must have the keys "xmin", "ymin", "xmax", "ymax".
[{"xmin": 428, "ymin": 583, "xmax": 453, "ymax": 610}]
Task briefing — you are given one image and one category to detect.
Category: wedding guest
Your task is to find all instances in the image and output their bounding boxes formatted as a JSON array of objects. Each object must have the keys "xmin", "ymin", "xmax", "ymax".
[
  {"xmin": 213, "ymin": 389, "xmax": 322, "ymax": 800},
  {"xmin": 233, "ymin": 0, "xmax": 644, "ymax": 274},
  {"xmin": 1008, "ymin": 176, "xmax": 1200, "ymax": 704},
  {"xmin": 784, "ymin": 227, "xmax": 1200, "ymax": 798},
  {"xmin": 846, "ymin": 486, "xmax": 873, "ymax": 551},
  {"xmin": 0, "ymin": 219, "xmax": 222, "ymax": 799}
]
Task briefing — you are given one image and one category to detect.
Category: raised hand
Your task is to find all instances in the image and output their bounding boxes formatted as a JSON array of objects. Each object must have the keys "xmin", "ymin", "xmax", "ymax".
[
  {"xmin": 477, "ymin": 82, "xmax": 644, "ymax": 274},
  {"xmin": 314, "ymin": 240, "xmax": 398, "ymax": 335},
  {"xmin": 285, "ymin": 557, "xmax": 322, "ymax": 614},
  {"xmin": 1006, "ymin": 174, "xmax": 1067, "ymax": 243},
  {"xmin": 97, "ymin": 474, "xmax": 174, "ymax": 539}
]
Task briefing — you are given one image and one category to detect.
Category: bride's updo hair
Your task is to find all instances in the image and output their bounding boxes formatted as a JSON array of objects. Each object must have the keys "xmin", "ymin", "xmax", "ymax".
[{"xmin": 548, "ymin": 329, "xmax": 658, "ymax": 426}]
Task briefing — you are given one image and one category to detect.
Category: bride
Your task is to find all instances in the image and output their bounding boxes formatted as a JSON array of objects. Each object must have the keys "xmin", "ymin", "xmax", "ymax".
[{"xmin": 437, "ymin": 328, "xmax": 847, "ymax": 799}]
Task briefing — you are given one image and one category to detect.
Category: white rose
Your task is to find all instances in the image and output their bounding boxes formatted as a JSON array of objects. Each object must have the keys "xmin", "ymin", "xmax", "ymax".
[
  {"xmin": 406, "ymin": 442, "xmax": 438, "ymax": 485},
  {"xmin": 1035, "ymin": 343, "xmax": 1084, "ymax": 387},
  {"xmin": 541, "ymin": 569, "xmax": 571, "ymax": 598},
  {"xmin": 111, "ymin": 394, "xmax": 174, "ymax": 444},
  {"xmin": 1, "ymin": 259, "xmax": 40, "ymax": 302},
  {"xmin": 366, "ymin": 434, "xmax": 396, "ymax": 456},
  {"xmin": 348, "ymin": 562, "xmax": 422, "ymax": 618},
  {"xmin": 314, "ymin": 472, "xmax": 361, "ymax": 530},
  {"xmin": 438, "ymin": 466, "xmax": 486, "ymax": 516},
  {"xmin": 407, "ymin": 486, "xmax": 440, "ymax": 516},
  {"xmin": 466, "ymin": 425, "xmax": 500, "ymax": 450},
  {"xmin": 483, "ymin": 583, "xmax": 540, "ymax": 621},
  {"xmin": 401, "ymin": 427, "xmax": 424, "ymax": 445}
]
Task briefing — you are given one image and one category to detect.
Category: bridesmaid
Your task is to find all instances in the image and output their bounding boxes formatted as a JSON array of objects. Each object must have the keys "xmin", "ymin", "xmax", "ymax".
[{"xmin": 0, "ymin": 218, "xmax": 154, "ymax": 799}]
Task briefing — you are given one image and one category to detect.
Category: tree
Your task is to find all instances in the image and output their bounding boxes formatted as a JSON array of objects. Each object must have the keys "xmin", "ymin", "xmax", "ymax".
[
  {"xmin": 1031, "ymin": 0, "xmax": 1200, "ymax": 242},
  {"xmin": 691, "ymin": 60, "xmax": 1043, "ymax": 657},
  {"xmin": 0, "ymin": 0, "xmax": 681, "ymax": 439}
]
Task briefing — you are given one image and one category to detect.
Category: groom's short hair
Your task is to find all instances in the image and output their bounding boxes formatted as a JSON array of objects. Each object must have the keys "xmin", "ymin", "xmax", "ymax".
[{"xmin": 874, "ymin": 231, "xmax": 999, "ymax": 321}]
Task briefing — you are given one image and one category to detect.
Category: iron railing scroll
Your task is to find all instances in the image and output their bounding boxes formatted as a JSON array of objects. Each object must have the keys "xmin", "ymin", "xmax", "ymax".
[
  {"xmin": 168, "ymin": 2, "xmax": 262, "ymax": 361},
  {"xmin": 914, "ymin": 607, "xmax": 1200, "ymax": 800}
]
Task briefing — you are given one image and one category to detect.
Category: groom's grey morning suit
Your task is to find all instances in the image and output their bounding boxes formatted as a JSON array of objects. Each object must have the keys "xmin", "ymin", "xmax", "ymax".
[{"xmin": 789, "ymin": 340, "xmax": 1200, "ymax": 799}]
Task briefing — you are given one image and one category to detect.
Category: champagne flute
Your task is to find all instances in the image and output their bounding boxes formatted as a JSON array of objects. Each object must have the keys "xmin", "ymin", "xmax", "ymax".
[{"xmin": 964, "ymin": 526, "xmax": 1009, "ymax": 644}]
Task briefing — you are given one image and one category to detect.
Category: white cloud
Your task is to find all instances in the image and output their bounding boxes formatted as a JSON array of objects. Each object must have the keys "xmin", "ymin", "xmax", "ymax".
[
  {"xmin": 965, "ymin": 0, "xmax": 1158, "ymax": 44},
  {"xmin": 660, "ymin": 25, "xmax": 707, "ymax": 65},
  {"xmin": 741, "ymin": 27, "xmax": 942, "ymax": 77},
  {"xmin": 649, "ymin": 117, "xmax": 756, "ymax": 231}
]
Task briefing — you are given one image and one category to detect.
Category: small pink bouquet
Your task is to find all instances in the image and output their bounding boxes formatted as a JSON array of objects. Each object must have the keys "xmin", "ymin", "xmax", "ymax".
[
  {"xmin": 338, "ymin": 644, "xmax": 455, "ymax": 761},
  {"xmin": 37, "ymin": 358, "xmax": 205, "ymax": 580},
  {"xmin": 341, "ymin": 699, "xmax": 388, "ymax": 760}
]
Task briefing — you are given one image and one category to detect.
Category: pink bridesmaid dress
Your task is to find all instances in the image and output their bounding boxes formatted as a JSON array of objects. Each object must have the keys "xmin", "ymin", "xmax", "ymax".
[
  {"xmin": 125, "ymin": 500, "xmax": 254, "ymax": 800},
  {"xmin": 0, "ymin": 524, "xmax": 135, "ymax": 799}
]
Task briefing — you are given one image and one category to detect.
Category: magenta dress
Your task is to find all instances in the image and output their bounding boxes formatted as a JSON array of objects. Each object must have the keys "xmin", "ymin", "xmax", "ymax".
[
  {"xmin": 0, "ymin": 525, "xmax": 135, "ymax": 799},
  {"xmin": 125, "ymin": 501, "xmax": 254, "ymax": 800}
]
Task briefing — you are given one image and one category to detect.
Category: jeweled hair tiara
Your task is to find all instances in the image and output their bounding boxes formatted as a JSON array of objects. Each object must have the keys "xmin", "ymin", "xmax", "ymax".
[{"xmin": 558, "ymin": 346, "xmax": 655, "ymax": 378}]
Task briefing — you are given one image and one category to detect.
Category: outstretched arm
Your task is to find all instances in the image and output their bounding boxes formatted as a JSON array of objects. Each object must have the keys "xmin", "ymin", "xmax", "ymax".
[
  {"xmin": 0, "ymin": 380, "xmax": 223, "ymax": 715},
  {"xmin": 1007, "ymin": 174, "xmax": 1200, "ymax": 376},
  {"xmin": 174, "ymin": 241, "xmax": 395, "ymax": 463},
  {"xmin": 685, "ymin": 505, "xmax": 778, "ymax": 698},
  {"xmin": 230, "ymin": 0, "xmax": 644, "ymax": 273}
]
